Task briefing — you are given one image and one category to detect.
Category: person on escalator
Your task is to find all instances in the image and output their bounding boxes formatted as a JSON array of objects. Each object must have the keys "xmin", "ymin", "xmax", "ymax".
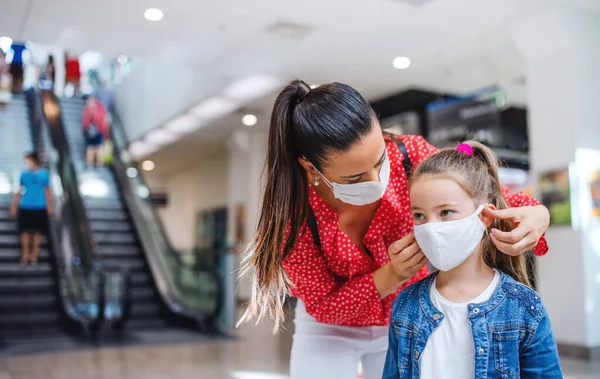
[
  {"xmin": 82, "ymin": 95, "xmax": 109, "ymax": 168},
  {"xmin": 0, "ymin": 50, "xmax": 12, "ymax": 112},
  {"xmin": 10, "ymin": 152, "xmax": 53, "ymax": 266}
]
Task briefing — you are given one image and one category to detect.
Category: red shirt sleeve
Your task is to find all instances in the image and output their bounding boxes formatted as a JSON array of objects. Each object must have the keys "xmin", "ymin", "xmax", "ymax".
[
  {"xmin": 283, "ymin": 227, "xmax": 386, "ymax": 325},
  {"xmin": 501, "ymin": 188, "xmax": 548, "ymax": 256}
]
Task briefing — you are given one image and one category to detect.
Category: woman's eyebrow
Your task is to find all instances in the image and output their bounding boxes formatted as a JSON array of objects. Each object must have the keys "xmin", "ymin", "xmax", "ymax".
[{"xmin": 339, "ymin": 150, "xmax": 386, "ymax": 179}]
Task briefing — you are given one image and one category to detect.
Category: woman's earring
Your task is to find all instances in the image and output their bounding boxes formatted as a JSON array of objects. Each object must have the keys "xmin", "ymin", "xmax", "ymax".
[{"xmin": 313, "ymin": 176, "xmax": 320, "ymax": 187}]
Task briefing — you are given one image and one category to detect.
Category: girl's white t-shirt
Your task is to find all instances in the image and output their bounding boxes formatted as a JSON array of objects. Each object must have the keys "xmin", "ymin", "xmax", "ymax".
[{"xmin": 420, "ymin": 270, "xmax": 501, "ymax": 379}]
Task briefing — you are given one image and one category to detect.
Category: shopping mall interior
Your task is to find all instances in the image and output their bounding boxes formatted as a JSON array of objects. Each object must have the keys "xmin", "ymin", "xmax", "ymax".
[{"xmin": 0, "ymin": 0, "xmax": 599, "ymax": 378}]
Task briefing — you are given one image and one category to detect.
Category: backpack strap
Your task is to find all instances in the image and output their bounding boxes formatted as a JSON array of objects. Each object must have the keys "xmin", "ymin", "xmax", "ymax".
[
  {"xmin": 396, "ymin": 138, "xmax": 413, "ymax": 179},
  {"xmin": 306, "ymin": 137, "xmax": 413, "ymax": 248},
  {"xmin": 306, "ymin": 205, "xmax": 321, "ymax": 247}
]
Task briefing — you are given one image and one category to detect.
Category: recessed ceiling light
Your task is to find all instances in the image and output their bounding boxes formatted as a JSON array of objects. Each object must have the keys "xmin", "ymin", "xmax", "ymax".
[
  {"xmin": 393, "ymin": 56, "xmax": 411, "ymax": 70},
  {"xmin": 223, "ymin": 75, "xmax": 281, "ymax": 102},
  {"xmin": 189, "ymin": 97, "xmax": 239, "ymax": 120},
  {"xmin": 142, "ymin": 160, "xmax": 155, "ymax": 171},
  {"xmin": 144, "ymin": 8, "xmax": 164, "ymax": 22},
  {"xmin": 242, "ymin": 114, "xmax": 258, "ymax": 126}
]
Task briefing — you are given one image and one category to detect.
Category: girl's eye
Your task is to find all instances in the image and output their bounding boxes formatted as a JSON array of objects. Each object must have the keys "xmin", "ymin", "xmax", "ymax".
[
  {"xmin": 413, "ymin": 213, "xmax": 425, "ymax": 221},
  {"xmin": 441, "ymin": 209, "xmax": 455, "ymax": 218}
]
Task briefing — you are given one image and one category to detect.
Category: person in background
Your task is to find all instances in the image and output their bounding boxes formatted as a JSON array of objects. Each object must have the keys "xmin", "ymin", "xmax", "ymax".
[
  {"xmin": 65, "ymin": 52, "xmax": 81, "ymax": 96},
  {"xmin": 39, "ymin": 55, "xmax": 55, "ymax": 91},
  {"xmin": 82, "ymin": 95, "xmax": 109, "ymax": 168},
  {"xmin": 0, "ymin": 50, "xmax": 12, "ymax": 111},
  {"xmin": 383, "ymin": 142, "xmax": 561, "ymax": 379},
  {"xmin": 10, "ymin": 153, "xmax": 52, "ymax": 266},
  {"xmin": 94, "ymin": 80, "xmax": 114, "ymax": 115},
  {"xmin": 9, "ymin": 41, "xmax": 26, "ymax": 93}
]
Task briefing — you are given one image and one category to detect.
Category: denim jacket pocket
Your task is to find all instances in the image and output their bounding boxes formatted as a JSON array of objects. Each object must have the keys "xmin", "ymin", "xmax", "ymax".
[
  {"xmin": 493, "ymin": 329, "xmax": 524, "ymax": 378},
  {"xmin": 392, "ymin": 322, "xmax": 417, "ymax": 377}
]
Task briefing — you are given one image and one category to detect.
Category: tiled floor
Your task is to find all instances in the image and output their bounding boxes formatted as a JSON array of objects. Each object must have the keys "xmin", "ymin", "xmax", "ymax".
[{"xmin": 0, "ymin": 313, "xmax": 597, "ymax": 379}]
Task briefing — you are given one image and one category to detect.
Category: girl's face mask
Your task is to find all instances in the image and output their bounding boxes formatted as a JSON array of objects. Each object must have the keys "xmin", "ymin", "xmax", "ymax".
[{"xmin": 414, "ymin": 205, "xmax": 487, "ymax": 271}]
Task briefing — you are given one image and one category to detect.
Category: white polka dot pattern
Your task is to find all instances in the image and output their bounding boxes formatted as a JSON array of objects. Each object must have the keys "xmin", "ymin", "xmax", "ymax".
[{"xmin": 282, "ymin": 135, "xmax": 548, "ymax": 327}]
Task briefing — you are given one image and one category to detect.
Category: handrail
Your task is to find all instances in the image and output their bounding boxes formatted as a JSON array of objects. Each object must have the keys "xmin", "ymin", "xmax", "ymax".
[
  {"xmin": 110, "ymin": 110, "xmax": 223, "ymax": 330},
  {"xmin": 26, "ymin": 89, "xmax": 105, "ymax": 334}
]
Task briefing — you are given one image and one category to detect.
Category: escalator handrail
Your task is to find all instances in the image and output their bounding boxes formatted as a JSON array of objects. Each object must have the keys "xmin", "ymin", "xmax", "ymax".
[
  {"xmin": 26, "ymin": 89, "xmax": 105, "ymax": 333},
  {"xmin": 109, "ymin": 110, "xmax": 222, "ymax": 328}
]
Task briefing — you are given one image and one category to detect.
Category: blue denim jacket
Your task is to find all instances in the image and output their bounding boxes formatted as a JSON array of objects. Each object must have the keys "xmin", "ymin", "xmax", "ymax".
[{"xmin": 383, "ymin": 272, "xmax": 563, "ymax": 379}]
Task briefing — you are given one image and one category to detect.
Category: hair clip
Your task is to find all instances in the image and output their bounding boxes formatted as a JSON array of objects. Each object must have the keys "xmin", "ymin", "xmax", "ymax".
[{"xmin": 456, "ymin": 143, "xmax": 474, "ymax": 156}]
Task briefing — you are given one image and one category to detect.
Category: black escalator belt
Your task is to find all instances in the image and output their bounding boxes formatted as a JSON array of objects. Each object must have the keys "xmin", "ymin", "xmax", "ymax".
[{"xmin": 58, "ymin": 98, "xmax": 166, "ymax": 330}]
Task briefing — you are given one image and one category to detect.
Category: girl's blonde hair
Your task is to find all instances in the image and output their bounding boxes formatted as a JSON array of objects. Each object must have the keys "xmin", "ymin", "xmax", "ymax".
[{"xmin": 411, "ymin": 141, "xmax": 532, "ymax": 287}]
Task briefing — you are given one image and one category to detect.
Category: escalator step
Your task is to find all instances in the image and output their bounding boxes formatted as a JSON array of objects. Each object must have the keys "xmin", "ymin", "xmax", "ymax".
[
  {"xmin": 0, "ymin": 262, "xmax": 53, "ymax": 277},
  {"xmin": 90, "ymin": 220, "xmax": 132, "ymax": 233},
  {"xmin": 131, "ymin": 287, "xmax": 156, "ymax": 301},
  {"xmin": 94, "ymin": 233, "xmax": 137, "ymax": 244},
  {"xmin": 83, "ymin": 198, "xmax": 123, "ymax": 210},
  {"xmin": 101, "ymin": 258, "xmax": 147, "ymax": 272},
  {"xmin": 0, "ymin": 294, "xmax": 56, "ymax": 310},
  {"xmin": 98, "ymin": 245, "xmax": 141, "ymax": 257},
  {"xmin": 0, "ymin": 312, "xmax": 59, "ymax": 326},
  {"xmin": 0, "ymin": 247, "xmax": 50, "ymax": 262},
  {"xmin": 0, "ymin": 221, "xmax": 18, "ymax": 233},
  {"xmin": 126, "ymin": 318, "xmax": 167, "ymax": 330},
  {"xmin": 131, "ymin": 303, "xmax": 160, "ymax": 318},
  {"xmin": 0, "ymin": 277, "xmax": 55, "ymax": 293},
  {"xmin": 87, "ymin": 209, "xmax": 127, "ymax": 221},
  {"xmin": 130, "ymin": 272, "xmax": 153, "ymax": 286}
]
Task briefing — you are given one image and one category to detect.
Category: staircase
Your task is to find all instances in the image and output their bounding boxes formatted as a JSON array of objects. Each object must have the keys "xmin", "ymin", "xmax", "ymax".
[
  {"xmin": 59, "ymin": 97, "xmax": 166, "ymax": 330},
  {"xmin": 0, "ymin": 95, "xmax": 63, "ymax": 342}
]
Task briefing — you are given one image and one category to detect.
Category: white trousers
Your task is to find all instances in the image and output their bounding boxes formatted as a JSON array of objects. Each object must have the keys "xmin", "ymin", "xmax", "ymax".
[{"xmin": 290, "ymin": 300, "xmax": 389, "ymax": 379}]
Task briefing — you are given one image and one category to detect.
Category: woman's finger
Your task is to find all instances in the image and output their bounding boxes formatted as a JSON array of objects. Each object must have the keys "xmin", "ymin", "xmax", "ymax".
[
  {"xmin": 491, "ymin": 223, "xmax": 533, "ymax": 244},
  {"xmin": 388, "ymin": 233, "xmax": 414, "ymax": 256},
  {"xmin": 406, "ymin": 250, "xmax": 425, "ymax": 267},
  {"xmin": 491, "ymin": 233, "xmax": 532, "ymax": 256},
  {"xmin": 483, "ymin": 207, "xmax": 521, "ymax": 221},
  {"xmin": 397, "ymin": 242, "xmax": 421, "ymax": 261}
]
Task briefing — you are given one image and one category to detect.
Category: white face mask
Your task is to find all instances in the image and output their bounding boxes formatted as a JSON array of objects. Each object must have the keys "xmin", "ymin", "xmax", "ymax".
[
  {"xmin": 414, "ymin": 205, "xmax": 487, "ymax": 271},
  {"xmin": 316, "ymin": 154, "xmax": 390, "ymax": 206}
]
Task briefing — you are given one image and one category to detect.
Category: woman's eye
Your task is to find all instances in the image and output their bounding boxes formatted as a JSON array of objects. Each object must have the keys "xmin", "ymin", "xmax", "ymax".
[
  {"xmin": 347, "ymin": 178, "xmax": 362, "ymax": 184},
  {"xmin": 441, "ymin": 210, "xmax": 455, "ymax": 218}
]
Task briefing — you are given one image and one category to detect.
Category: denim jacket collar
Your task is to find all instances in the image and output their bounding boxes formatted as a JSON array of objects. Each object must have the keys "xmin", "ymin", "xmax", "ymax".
[{"xmin": 418, "ymin": 271, "xmax": 511, "ymax": 322}]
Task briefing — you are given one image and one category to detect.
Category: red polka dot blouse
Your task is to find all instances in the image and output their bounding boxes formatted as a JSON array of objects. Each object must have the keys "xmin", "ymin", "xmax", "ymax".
[{"xmin": 282, "ymin": 135, "xmax": 548, "ymax": 327}]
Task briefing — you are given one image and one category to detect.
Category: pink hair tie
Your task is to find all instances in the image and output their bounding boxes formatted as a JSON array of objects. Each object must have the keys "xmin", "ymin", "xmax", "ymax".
[{"xmin": 456, "ymin": 143, "xmax": 474, "ymax": 156}]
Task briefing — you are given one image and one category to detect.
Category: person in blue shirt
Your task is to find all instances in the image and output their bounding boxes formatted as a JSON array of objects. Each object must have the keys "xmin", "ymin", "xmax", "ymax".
[{"xmin": 10, "ymin": 153, "xmax": 53, "ymax": 265}]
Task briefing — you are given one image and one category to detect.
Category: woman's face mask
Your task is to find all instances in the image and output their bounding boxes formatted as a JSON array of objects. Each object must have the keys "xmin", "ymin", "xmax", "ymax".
[{"xmin": 313, "ymin": 154, "xmax": 390, "ymax": 206}]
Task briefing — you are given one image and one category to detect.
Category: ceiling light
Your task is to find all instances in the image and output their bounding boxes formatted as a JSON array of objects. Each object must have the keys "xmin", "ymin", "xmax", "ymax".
[
  {"xmin": 145, "ymin": 128, "xmax": 179, "ymax": 146},
  {"xmin": 126, "ymin": 167, "xmax": 138, "ymax": 178},
  {"xmin": 129, "ymin": 141, "xmax": 157, "ymax": 160},
  {"xmin": 142, "ymin": 160, "xmax": 155, "ymax": 171},
  {"xmin": 144, "ymin": 8, "xmax": 164, "ymax": 22},
  {"xmin": 117, "ymin": 55, "xmax": 128, "ymax": 65},
  {"xmin": 393, "ymin": 56, "xmax": 411, "ymax": 70},
  {"xmin": 242, "ymin": 114, "xmax": 258, "ymax": 126},
  {"xmin": 189, "ymin": 97, "xmax": 239, "ymax": 120},
  {"xmin": 165, "ymin": 115, "xmax": 203, "ymax": 134},
  {"xmin": 222, "ymin": 75, "xmax": 282, "ymax": 102},
  {"xmin": 0, "ymin": 37, "xmax": 12, "ymax": 53}
]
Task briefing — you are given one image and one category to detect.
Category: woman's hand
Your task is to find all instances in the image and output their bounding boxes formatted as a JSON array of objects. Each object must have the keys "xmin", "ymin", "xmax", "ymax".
[
  {"xmin": 387, "ymin": 232, "xmax": 428, "ymax": 282},
  {"xmin": 483, "ymin": 205, "xmax": 550, "ymax": 256}
]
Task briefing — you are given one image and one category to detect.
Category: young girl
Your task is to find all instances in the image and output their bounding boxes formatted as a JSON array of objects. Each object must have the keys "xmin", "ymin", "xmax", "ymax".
[{"xmin": 383, "ymin": 142, "xmax": 562, "ymax": 379}]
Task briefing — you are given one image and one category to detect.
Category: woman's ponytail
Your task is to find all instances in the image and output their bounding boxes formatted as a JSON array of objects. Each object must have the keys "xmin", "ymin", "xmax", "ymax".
[
  {"xmin": 468, "ymin": 141, "xmax": 532, "ymax": 287},
  {"xmin": 238, "ymin": 80, "xmax": 312, "ymax": 333}
]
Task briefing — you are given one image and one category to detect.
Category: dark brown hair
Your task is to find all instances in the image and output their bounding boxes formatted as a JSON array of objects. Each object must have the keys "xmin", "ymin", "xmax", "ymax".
[
  {"xmin": 411, "ymin": 141, "xmax": 531, "ymax": 287},
  {"xmin": 238, "ymin": 80, "xmax": 377, "ymax": 332}
]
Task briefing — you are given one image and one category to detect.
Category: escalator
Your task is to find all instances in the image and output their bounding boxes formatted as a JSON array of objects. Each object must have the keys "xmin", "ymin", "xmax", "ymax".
[
  {"xmin": 0, "ymin": 94, "xmax": 63, "ymax": 342},
  {"xmin": 56, "ymin": 96, "xmax": 222, "ymax": 333},
  {"xmin": 59, "ymin": 97, "xmax": 165, "ymax": 330}
]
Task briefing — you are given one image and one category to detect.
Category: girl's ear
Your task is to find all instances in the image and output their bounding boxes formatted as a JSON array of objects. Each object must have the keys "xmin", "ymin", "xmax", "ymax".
[{"xmin": 480, "ymin": 204, "xmax": 497, "ymax": 228}]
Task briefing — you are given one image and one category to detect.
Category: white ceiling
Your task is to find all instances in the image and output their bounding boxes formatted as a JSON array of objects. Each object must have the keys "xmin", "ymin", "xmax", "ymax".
[{"xmin": 1, "ymin": 0, "xmax": 574, "ymax": 173}]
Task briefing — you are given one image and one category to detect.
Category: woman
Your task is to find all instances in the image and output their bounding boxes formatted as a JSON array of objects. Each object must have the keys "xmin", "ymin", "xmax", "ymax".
[
  {"xmin": 39, "ymin": 55, "xmax": 56, "ymax": 91},
  {"xmin": 239, "ymin": 80, "xmax": 550, "ymax": 379},
  {"xmin": 82, "ymin": 95, "xmax": 109, "ymax": 168},
  {"xmin": 10, "ymin": 153, "xmax": 53, "ymax": 266}
]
